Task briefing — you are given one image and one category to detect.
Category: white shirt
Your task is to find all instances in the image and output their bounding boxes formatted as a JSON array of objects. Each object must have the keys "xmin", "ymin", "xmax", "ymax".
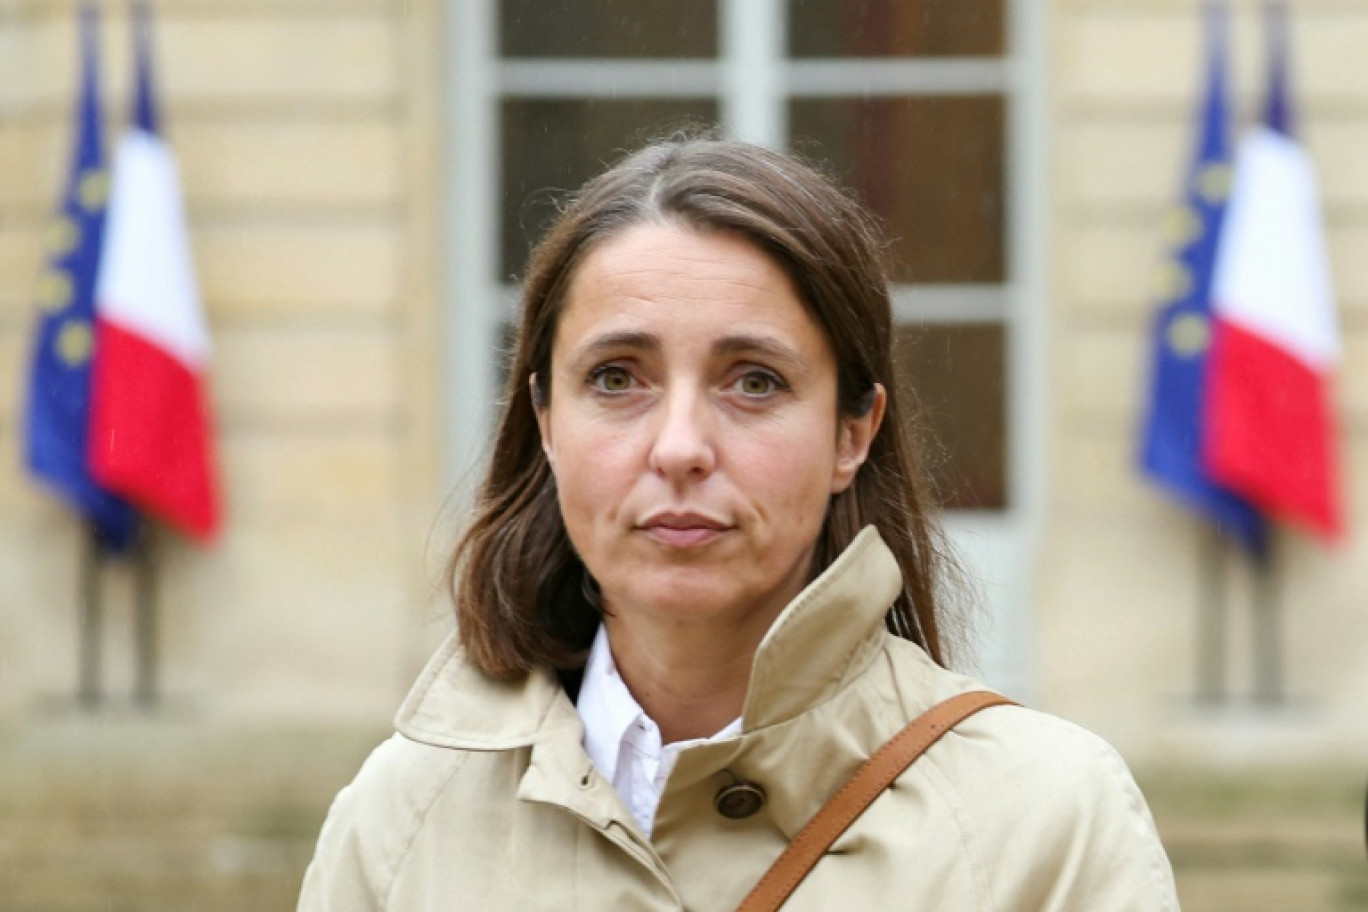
[{"xmin": 576, "ymin": 627, "xmax": 742, "ymax": 838}]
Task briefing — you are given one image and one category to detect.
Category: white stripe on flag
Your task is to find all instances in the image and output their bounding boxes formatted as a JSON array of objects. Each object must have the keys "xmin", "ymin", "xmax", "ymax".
[
  {"xmin": 1210, "ymin": 126, "xmax": 1339, "ymax": 370},
  {"xmin": 95, "ymin": 129, "xmax": 211, "ymax": 367}
]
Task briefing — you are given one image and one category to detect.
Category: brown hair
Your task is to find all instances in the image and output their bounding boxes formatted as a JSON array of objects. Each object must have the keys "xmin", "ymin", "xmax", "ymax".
[{"xmin": 449, "ymin": 137, "xmax": 963, "ymax": 678}]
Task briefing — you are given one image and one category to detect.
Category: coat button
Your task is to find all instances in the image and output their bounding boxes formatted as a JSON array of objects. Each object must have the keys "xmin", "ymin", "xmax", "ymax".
[{"xmin": 714, "ymin": 780, "xmax": 766, "ymax": 819}]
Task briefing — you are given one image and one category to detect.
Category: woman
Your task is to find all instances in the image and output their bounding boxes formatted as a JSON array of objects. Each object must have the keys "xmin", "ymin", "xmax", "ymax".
[{"xmin": 299, "ymin": 139, "xmax": 1178, "ymax": 910}]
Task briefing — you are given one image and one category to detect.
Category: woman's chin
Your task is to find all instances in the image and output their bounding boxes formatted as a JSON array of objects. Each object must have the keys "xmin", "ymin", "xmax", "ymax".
[
  {"xmin": 600, "ymin": 565, "xmax": 794, "ymax": 632},
  {"xmin": 609, "ymin": 579, "xmax": 732, "ymax": 621}
]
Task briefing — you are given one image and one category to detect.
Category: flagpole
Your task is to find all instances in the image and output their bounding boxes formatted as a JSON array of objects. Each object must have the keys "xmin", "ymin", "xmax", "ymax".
[
  {"xmin": 133, "ymin": 522, "xmax": 159, "ymax": 707},
  {"xmin": 1251, "ymin": 535, "xmax": 1283, "ymax": 703},
  {"xmin": 1195, "ymin": 523, "xmax": 1229, "ymax": 705},
  {"xmin": 78, "ymin": 522, "xmax": 104, "ymax": 708}
]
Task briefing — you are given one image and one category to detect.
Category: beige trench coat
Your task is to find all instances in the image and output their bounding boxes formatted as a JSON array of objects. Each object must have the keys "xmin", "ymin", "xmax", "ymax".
[{"xmin": 299, "ymin": 528, "xmax": 1179, "ymax": 911}]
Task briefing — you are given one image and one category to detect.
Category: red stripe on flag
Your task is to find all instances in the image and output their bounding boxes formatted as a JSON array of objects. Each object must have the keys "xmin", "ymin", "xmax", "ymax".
[
  {"xmin": 1203, "ymin": 319, "xmax": 1340, "ymax": 539},
  {"xmin": 88, "ymin": 319, "xmax": 219, "ymax": 540}
]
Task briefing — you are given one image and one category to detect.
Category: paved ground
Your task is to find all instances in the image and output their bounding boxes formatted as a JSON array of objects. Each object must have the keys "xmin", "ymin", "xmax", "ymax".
[
  {"xmin": 0, "ymin": 714, "xmax": 382, "ymax": 912},
  {"xmin": 1138, "ymin": 764, "xmax": 1368, "ymax": 912},
  {"xmin": 1, "ymin": 714, "xmax": 1364, "ymax": 911}
]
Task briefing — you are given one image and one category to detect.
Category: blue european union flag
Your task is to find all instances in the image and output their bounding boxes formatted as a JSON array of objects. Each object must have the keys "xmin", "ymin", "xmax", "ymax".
[
  {"xmin": 1138, "ymin": 0, "xmax": 1266, "ymax": 556},
  {"xmin": 23, "ymin": 5, "xmax": 138, "ymax": 550}
]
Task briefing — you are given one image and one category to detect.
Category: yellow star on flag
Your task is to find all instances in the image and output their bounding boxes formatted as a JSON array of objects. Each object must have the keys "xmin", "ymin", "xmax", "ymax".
[
  {"xmin": 1163, "ymin": 207, "xmax": 1202, "ymax": 248},
  {"xmin": 56, "ymin": 318, "xmax": 94, "ymax": 366},
  {"xmin": 37, "ymin": 271, "xmax": 73, "ymax": 313},
  {"xmin": 1166, "ymin": 312, "xmax": 1211, "ymax": 358},
  {"xmin": 78, "ymin": 169, "xmax": 108, "ymax": 211},
  {"xmin": 47, "ymin": 215, "xmax": 79, "ymax": 257},
  {"xmin": 1197, "ymin": 162, "xmax": 1231, "ymax": 203},
  {"xmin": 1153, "ymin": 261, "xmax": 1194, "ymax": 303}
]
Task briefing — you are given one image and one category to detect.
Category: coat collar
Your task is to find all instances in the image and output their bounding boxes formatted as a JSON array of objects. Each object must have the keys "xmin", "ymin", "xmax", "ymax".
[
  {"xmin": 395, "ymin": 636, "xmax": 583, "ymax": 750},
  {"xmin": 743, "ymin": 526, "xmax": 902, "ymax": 730},
  {"xmin": 395, "ymin": 525, "xmax": 902, "ymax": 749}
]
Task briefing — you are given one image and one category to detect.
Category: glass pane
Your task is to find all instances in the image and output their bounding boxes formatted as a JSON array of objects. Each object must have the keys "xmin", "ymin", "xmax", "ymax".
[
  {"xmin": 790, "ymin": 96, "xmax": 1004, "ymax": 284},
  {"xmin": 894, "ymin": 324, "xmax": 1006, "ymax": 510},
  {"xmin": 501, "ymin": 0, "xmax": 717, "ymax": 58},
  {"xmin": 790, "ymin": 0, "xmax": 1005, "ymax": 58},
  {"xmin": 501, "ymin": 98, "xmax": 718, "ymax": 281}
]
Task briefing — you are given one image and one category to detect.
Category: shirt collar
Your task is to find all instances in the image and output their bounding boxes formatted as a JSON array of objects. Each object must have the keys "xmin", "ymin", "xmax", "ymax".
[
  {"xmin": 578, "ymin": 626, "xmax": 745, "ymax": 779},
  {"xmin": 578, "ymin": 626, "xmax": 744, "ymax": 838},
  {"xmin": 577, "ymin": 625, "xmax": 646, "ymax": 784}
]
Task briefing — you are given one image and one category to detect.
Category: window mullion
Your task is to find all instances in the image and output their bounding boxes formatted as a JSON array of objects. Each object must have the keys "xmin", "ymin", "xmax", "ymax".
[
  {"xmin": 891, "ymin": 285, "xmax": 1007, "ymax": 325},
  {"xmin": 721, "ymin": 0, "xmax": 786, "ymax": 148},
  {"xmin": 786, "ymin": 59, "xmax": 1008, "ymax": 96},
  {"xmin": 447, "ymin": 0, "xmax": 501, "ymax": 482},
  {"xmin": 498, "ymin": 60, "xmax": 719, "ymax": 97}
]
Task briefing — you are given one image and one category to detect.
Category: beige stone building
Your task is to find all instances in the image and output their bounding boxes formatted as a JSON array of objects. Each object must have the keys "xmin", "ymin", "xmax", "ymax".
[{"xmin": 1, "ymin": 3, "xmax": 1365, "ymax": 904}]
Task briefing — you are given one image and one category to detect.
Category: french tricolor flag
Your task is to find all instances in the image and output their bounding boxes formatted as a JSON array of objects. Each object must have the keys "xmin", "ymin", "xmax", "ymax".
[
  {"xmin": 1203, "ymin": 5, "xmax": 1342, "ymax": 541},
  {"xmin": 87, "ymin": 7, "xmax": 220, "ymax": 541}
]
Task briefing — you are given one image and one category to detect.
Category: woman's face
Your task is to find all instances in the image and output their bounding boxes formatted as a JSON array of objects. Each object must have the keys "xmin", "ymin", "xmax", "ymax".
[{"xmin": 536, "ymin": 222, "xmax": 882, "ymax": 637}]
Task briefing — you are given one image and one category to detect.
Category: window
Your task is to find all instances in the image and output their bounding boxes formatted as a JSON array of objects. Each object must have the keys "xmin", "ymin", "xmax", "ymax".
[{"xmin": 445, "ymin": 0, "xmax": 1044, "ymax": 694}]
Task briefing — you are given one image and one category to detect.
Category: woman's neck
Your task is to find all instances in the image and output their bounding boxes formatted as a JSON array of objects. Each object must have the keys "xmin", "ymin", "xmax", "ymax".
[{"xmin": 601, "ymin": 614, "xmax": 766, "ymax": 744}]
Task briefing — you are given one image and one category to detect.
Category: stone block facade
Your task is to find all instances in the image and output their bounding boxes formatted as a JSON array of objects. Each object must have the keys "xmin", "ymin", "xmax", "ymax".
[{"xmin": 0, "ymin": 0, "xmax": 1364, "ymax": 769}]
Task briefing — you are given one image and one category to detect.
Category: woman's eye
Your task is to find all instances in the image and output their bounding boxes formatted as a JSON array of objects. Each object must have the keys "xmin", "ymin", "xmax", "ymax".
[
  {"xmin": 589, "ymin": 366, "xmax": 634, "ymax": 393},
  {"xmin": 735, "ymin": 371, "xmax": 782, "ymax": 397}
]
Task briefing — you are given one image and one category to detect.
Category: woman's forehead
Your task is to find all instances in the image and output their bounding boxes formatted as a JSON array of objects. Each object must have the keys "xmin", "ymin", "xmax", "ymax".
[
  {"xmin": 573, "ymin": 223, "xmax": 792, "ymax": 302},
  {"xmin": 553, "ymin": 223, "xmax": 829, "ymax": 361}
]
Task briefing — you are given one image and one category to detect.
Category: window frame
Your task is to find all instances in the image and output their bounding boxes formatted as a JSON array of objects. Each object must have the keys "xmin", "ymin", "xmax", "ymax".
[{"xmin": 443, "ymin": 0, "xmax": 1047, "ymax": 696}]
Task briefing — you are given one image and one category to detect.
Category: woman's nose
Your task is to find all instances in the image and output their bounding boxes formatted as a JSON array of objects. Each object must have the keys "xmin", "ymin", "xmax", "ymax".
[{"xmin": 647, "ymin": 389, "xmax": 717, "ymax": 482}]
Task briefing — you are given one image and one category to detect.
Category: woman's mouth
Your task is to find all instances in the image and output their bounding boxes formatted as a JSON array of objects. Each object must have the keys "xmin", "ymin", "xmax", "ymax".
[{"xmin": 638, "ymin": 512, "xmax": 731, "ymax": 548}]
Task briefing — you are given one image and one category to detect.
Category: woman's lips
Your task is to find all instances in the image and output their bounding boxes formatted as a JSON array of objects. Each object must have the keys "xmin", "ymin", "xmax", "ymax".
[
  {"xmin": 645, "ymin": 526, "xmax": 726, "ymax": 547},
  {"xmin": 638, "ymin": 513, "xmax": 731, "ymax": 548}
]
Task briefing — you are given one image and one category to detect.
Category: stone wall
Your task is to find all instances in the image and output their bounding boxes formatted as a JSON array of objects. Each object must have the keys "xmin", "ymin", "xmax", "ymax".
[
  {"xmin": 1042, "ymin": 0, "xmax": 1368, "ymax": 762},
  {"xmin": 1, "ymin": 0, "xmax": 1365, "ymax": 767},
  {"xmin": 1, "ymin": 2, "xmax": 1366, "ymax": 908},
  {"xmin": 0, "ymin": 0, "xmax": 446, "ymax": 724}
]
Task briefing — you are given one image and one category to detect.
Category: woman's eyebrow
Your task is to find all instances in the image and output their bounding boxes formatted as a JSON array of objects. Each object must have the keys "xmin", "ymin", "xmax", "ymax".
[
  {"xmin": 571, "ymin": 331, "xmax": 660, "ymax": 363},
  {"xmin": 712, "ymin": 335, "xmax": 811, "ymax": 377},
  {"xmin": 566, "ymin": 331, "xmax": 811, "ymax": 377}
]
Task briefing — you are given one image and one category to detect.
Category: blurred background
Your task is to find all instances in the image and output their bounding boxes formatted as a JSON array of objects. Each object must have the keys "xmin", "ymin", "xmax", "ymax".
[{"xmin": 1, "ymin": 0, "xmax": 1365, "ymax": 909}]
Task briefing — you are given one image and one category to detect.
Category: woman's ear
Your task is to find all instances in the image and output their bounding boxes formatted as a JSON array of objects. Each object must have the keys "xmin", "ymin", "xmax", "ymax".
[
  {"xmin": 831, "ymin": 383, "xmax": 886, "ymax": 494},
  {"xmin": 531, "ymin": 374, "xmax": 555, "ymax": 467}
]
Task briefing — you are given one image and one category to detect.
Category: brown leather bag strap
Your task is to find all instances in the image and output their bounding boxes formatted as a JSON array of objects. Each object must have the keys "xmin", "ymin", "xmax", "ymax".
[{"xmin": 736, "ymin": 690, "xmax": 1016, "ymax": 912}]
